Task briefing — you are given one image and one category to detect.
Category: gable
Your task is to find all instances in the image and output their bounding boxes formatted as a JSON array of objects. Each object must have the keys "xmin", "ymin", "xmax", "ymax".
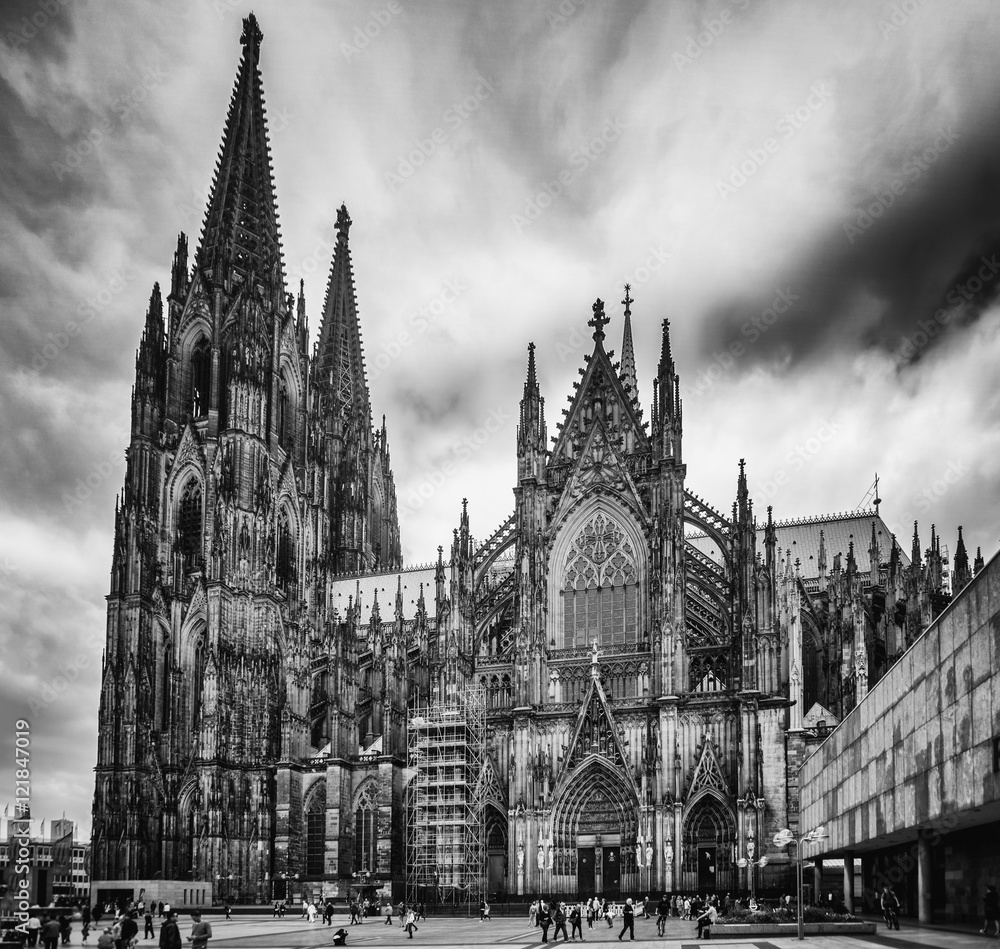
[
  {"xmin": 686, "ymin": 735, "xmax": 731, "ymax": 803},
  {"xmin": 550, "ymin": 332, "xmax": 648, "ymax": 466},
  {"xmin": 565, "ymin": 676, "xmax": 628, "ymax": 772}
]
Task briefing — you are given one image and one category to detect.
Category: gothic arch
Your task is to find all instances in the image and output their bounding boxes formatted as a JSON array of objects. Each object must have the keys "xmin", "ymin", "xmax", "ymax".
[
  {"xmin": 547, "ymin": 499, "xmax": 648, "ymax": 651},
  {"xmin": 681, "ymin": 793, "xmax": 736, "ymax": 892},
  {"xmin": 353, "ymin": 778, "xmax": 379, "ymax": 872},
  {"xmin": 303, "ymin": 779, "xmax": 327, "ymax": 877},
  {"xmin": 552, "ymin": 755, "xmax": 639, "ymax": 850}
]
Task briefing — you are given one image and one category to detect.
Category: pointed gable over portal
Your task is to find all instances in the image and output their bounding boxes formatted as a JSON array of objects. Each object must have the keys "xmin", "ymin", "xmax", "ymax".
[
  {"xmin": 565, "ymin": 672, "xmax": 628, "ymax": 772},
  {"xmin": 550, "ymin": 299, "xmax": 648, "ymax": 466},
  {"xmin": 686, "ymin": 734, "xmax": 731, "ymax": 803}
]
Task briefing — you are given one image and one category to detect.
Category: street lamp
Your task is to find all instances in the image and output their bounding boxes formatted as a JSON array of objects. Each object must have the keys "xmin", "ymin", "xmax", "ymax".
[{"xmin": 773, "ymin": 826, "xmax": 829, "ymax": 941}]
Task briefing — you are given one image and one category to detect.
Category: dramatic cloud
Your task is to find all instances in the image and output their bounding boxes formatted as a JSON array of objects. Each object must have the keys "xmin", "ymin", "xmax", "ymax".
[{"xmin": 2, "ymin": 0, "xmax": 999, "ymax": 835}]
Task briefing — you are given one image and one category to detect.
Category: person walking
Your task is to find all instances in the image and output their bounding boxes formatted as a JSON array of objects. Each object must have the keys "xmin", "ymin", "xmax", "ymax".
[
  {"xmin": 553, "ymin": 903, "xmax": 569, "ymax": 942},
  {"xmin": 983, "ymin": 885, "xmax": 1000, "ymax": 936},
  {"xmin": 569, "ymin": 903, "xmax": 584, "ymax": 941},
  {"xmin": 384, "ymin": 902, "xmax": 393, "ymax": 925},
  {"xmin": 529, "ymin": 900, "xmax": 538, "ymax": 927},
  {"xmin": 224, "ymin": 904, "xmax": 231, "ymax": 921},
  {"xmin": 479, "ymin": 899, "xmax": 491, "ymax": 921},
  {"xmin": 617, "ymin": 899, "xmax": 634, "ymax": 941},
  {"xmin": 656, "ymin": 894, "xmax": 670, "ymax": 936},
  {"xmin": 187, "ymin": 911, "xmax": 212, "ymax": 949},
  {"xmin": 538, "ymin": 901, "xmax": 552, "ymax": 943},
  {"xmin": 144, "ymin": 911, "xmax": 154, "ymax": 940},
  {"xmin": 40, "ymin": 917, "xmax": 60, "ymax": 949},
  {"xmin": 120, "ymin": 912, "xmax": 139, "ymax": 949},
  {"xmin": 157, "ymin": 913, "xmax": 180, "ymax": 949},
  {"xmin": 404, "ymin": 907, "xmax": 418, "ymax": 939}
]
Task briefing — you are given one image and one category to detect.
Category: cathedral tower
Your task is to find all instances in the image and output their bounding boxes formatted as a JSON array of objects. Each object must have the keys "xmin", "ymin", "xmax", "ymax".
[{"xmin": 92, "ymin": 15, "xmax": 401, "ymax": 901}]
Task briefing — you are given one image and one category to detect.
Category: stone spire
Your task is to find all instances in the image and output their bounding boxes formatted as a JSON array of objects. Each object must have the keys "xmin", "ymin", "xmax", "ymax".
[
  {"xmin": 315, "ymin": 204, "xmax": 371, "ymax": 421},
  {"xmin": 517, "ymin": 343, "xmax": 547, "ymax": 480},
  {"xmin": 953, "ymin": 526, "xmax": 971, "ymax": 591},
  {"xmin": 619, "ymin": 284, "xmax": 638, "ymax": 397},
  {"xmin": 197, "ymin": 13, "xmax": 284, "ymax": 288}
]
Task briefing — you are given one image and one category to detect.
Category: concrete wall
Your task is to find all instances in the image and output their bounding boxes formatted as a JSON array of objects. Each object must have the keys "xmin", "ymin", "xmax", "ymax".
[
  {"xmin": 89, "ymin": 879, "xmax": 211, "ymax": 908},
  {"xmin": 799, "ymin": 549, "xmax": 1000, "ymax": 921}
]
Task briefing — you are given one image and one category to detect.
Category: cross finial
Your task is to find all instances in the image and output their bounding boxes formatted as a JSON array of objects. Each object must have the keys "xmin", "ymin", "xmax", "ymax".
[
  {"xmin": 622, "ymin": 284, "xmax": 633, "ymax": 317},
  {"xmin": 589, "ymin": 298, "xmax": 608, "ymax": 341}
]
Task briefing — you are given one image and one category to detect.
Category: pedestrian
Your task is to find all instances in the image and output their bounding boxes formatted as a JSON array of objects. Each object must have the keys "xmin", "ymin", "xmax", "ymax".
[
  {"xmin": 41, "ymin": 916, "xmax": 61, "ymax": 949},
  {"xmin": 384, "ymin": 903, "xmax": 393, "ymax": 925},
  {"xmin": 529, "ymin": 900, "xmax": 538, "ymax": 926},
  {"xmin": 58, "ymin": 912, "xmax": 71, "ymax": 946},
  {"xmin": 307, "ymin": 902, "xmax": 317, "ymax": 923},
  {"xmin": 157, "ymin": 904, "xmax": 164, "ymax": 920},
  {"xmin": 120, "ymin": 912, "xmax": 139, "ymax": 949},
  {"xmin": 97, "ymin": 928, "xmax": 115, "ymax": 949},
  {"xmin": 538, "ymin": 901, "xmax": 551, "ymax": 943},
  {"xmin": 617, "ymin": 898, "xmax": 634, "ymax": 941},
  {"xmin": 417, "ymin": 902, "xmax": 426, "ymax": 921},
  {"xmin": 26, "ymin": 914, "xmax": 41, "ymax": 947},
  {"xmin": 983, "ymin": 885, "xmax": 1000, "ymax": 936},
  {"xmin": 569, "ymin": 903, "xmax": 583, "ymax": 941},
  {"xmin": 187, "ymin": 911, "xmax": 212, "ymax": 949},
  {"xmin": 224, "ymin": 904, "xmax": 231, "ymax": 921},
  {"xmin": 157, "ymin": 912, "xmax": 181, "ymax": 949},
  {"xmin": 332, "ymin": 928, "xmax": 349, "ymax": 946},
  {"xmin": 553, "ymin": 902, "xmax": 568, "ymax": 942},
  {"xmin": 404, "ymin": 907, "xmax": 418, "ymax": 939},
  {"xmin": 144, "ymin": 911, "xmax": 154, "ymax": 940},
  {"xmin": 278, "ymin": 901, "xmax": 286, "ymax": 918},
  {"xmin": 82, "ymin": 920, "xmax": 91, "ymax": 945},
  {"xmin": 480, "ymin": 899, "xmax": 491, "ymax": 921},
  {"xmin": 641, "ymin": 897, "xmax": 649, "ymax": 919},
  {"xmin": 272, "ymin": 902, "xmax": 279, "ymax": 919}
]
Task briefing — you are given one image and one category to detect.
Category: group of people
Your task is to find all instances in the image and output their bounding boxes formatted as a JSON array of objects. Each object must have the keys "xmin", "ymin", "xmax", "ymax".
[
  {"xmin": 528, "ymin": 893, "xmax": 726, "ymax": 941},
  {"xmin": 20, "ymin": 912, "xmax": 72, "ymax": 948}
]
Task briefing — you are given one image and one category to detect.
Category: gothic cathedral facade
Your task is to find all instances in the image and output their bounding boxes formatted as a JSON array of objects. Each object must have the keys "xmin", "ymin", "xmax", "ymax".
[{"xmin": 93, "ymin": 14, "xmax": 969, "ymax": 903}]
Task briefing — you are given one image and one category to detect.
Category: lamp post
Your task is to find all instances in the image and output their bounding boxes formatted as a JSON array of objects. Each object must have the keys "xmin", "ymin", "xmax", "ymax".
[{"xmin": 773, "ymin": 826, "xmax": 828, "ymax": 941}]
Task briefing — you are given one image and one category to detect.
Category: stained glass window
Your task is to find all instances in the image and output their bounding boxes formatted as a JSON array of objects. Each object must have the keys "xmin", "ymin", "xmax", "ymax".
[{"xmin": 562, "ymin": 512, "xmax": 639, "ymax": 648}]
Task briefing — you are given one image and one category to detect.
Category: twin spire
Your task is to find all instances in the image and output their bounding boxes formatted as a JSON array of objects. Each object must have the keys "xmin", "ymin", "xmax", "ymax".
[{"xmin": 198, "ymin": 13, "xmax": 284, "ymax": 287}]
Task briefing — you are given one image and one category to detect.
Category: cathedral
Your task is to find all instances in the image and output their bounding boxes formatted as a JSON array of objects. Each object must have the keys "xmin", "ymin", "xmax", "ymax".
[{"xmin": 91, "ymin": 15, "xmax": 977, "ymax": 906}]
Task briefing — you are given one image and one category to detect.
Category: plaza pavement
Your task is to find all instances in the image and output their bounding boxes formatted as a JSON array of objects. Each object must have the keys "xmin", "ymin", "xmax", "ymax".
[{"xmin": 67, "ymin": 911, "xmax": 993, "ymax": 949}]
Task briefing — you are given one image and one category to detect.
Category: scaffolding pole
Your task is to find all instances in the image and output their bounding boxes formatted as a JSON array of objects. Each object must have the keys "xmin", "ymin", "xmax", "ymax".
[{"xmin": 405, "ymin": 688, "xmax": 485, "ymax": 914}]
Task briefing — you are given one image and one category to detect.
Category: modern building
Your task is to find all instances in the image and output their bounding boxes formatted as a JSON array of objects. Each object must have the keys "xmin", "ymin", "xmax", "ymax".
[
  {"xmin": 91, "ymin": 13, "xmax": 979, "ymax": 906},
  {"xmin": 799, "ymin": 547, "xmax": 1000, "ymax": 924},
  {"xmin": 0, "ymin": 818, "xmax": 89, "ymax": 910}
]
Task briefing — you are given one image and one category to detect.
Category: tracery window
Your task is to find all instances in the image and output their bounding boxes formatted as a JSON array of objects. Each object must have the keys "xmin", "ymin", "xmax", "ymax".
[
  {"xmin": 277, "ymin": 378, "xmax": 293, "ymax": 450},
  {"xmin": 561, "ymin": 511, "xmax": 639, "ymax": 648},
  {"xmin": 190, "ymin": 337, "xmax": 212, "ymax": 418},
  {"xmin": 305, "ymin": 782, "xmax": 327, "ymax": 877},
  {"xmin": 177, "ymin": 480, "xmax": 203, "ymax": 568},
  {"xmin": 276, "ymin": 508, "xmax": 294, "ymax": 592},
  {"xmin": 354, "ymin": 783, "xmax": 378, "ymax": 872}
]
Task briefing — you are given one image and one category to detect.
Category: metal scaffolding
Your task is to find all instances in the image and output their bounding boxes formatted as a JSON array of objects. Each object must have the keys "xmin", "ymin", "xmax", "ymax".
[{"xmin": 405, "ymin": 689, "xmax": 485, "ymax": 913}]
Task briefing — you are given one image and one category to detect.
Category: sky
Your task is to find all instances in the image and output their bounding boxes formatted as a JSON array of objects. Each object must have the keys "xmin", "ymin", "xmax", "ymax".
[{"xmin": 2, "ymin": 0, "xmax": 1000, "ymax": 836}]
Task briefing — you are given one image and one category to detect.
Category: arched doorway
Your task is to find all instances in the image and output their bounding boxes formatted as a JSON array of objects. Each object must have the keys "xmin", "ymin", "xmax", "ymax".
[
  {"xmin": 484, "ymin": 805, "xmax": 508, "ymax": 899},
  {"xmin": 551, "ymin": 759, "xmax": 638, "ymax": 897},
  {"xmin": 682, "ymin": 796, "xmax": 736, "ymax": 893}
]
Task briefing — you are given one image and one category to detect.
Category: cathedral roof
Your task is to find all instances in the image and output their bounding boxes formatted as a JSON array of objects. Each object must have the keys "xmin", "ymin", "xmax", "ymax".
[
  {"xmin": 687, "ymin": 509, "xmax": 908, "ymax": 582},
  {"xmin": 328, "ymin": 563, "xmax": 438, "ymax": 622}
]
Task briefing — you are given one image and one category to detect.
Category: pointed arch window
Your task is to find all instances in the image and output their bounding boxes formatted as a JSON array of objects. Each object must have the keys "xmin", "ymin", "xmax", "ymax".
[
  {"xmin": 276, "ymin": 508, "xmax": 295, "ymax": 592},
  {"xmin": 305, "ymin": 782, "xmax": 327, "ymax": 877},
  {"xmin": 561, "ymin": 511, "xmax": 639, "ymax": 648},
  {"xmin": 177, "ymin": 480, "xmax": 203, "ymax": 569},
  {"xmin": 354, "ymin": 784, "xmax": 378, "ymax": 872},
  {"xmin": 190, "ymin": 337, "xmax": 212, "ymax": 418},
  {"xmin": 277, "ymin": 377, "xmax": 293, "ymax": 450}
]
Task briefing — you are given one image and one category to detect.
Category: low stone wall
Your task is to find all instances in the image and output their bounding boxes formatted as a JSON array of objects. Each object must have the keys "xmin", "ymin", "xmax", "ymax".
[{"xmin": 714, "ymin": 920, "xmax": 877, "ymax": 936}]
